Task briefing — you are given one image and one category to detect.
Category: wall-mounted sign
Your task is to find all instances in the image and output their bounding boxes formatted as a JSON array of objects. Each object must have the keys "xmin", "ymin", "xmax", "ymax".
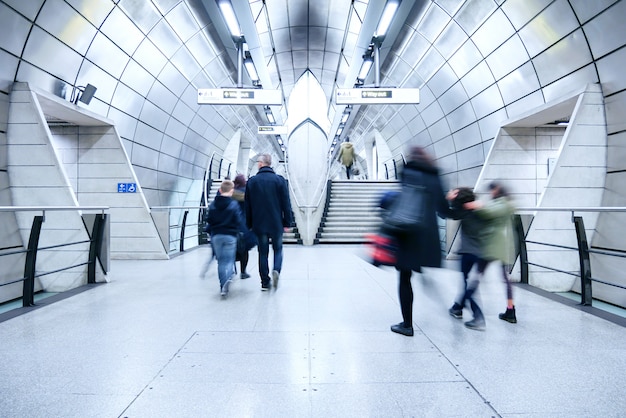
[
  {"xmin": 198, "ymin": 88, "xmax": 282, "ymax": 105},
  {"xmin": 335, "ymin": 88, "xmax": 420, "ymax": 105},
  {"xmin": 117, "ymin": 183, "xmax": 137, "ymax": 193},
  {"xmin": 258, "ymin": 125, "xmax": 288, "ymax": 135}
]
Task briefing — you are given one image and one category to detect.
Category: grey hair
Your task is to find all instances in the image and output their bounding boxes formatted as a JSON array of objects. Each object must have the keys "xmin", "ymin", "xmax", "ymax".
[{"xmin": 257, "ymin": 153, "xmax": 272, "ymax": 166}]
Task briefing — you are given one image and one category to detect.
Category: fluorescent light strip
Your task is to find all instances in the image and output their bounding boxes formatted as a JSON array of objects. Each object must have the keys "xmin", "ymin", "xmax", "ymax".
[
  {"xmin": 217, "ymin": 0, "xmax": 241, "ymax": 37},
  {"xmin": 375, "ymin": 0, "xmax": 400, "ymax": 38}
]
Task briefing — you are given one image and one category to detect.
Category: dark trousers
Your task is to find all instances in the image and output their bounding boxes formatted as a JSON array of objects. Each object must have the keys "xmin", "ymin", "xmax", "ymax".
[
  {"xmin": 256, "ymin": 232, "xmax": 284, "ymax": 285},
  {"xmin": 398, "ymin": 269, "xmax": 413, "ymax": 327},
  {"xmin": 345, "ymin": 164, "xmax": 351, "ymax": 179},
  {"xmin": 459, "ymin": 256, "xmax": 489, "ymax": 321}
]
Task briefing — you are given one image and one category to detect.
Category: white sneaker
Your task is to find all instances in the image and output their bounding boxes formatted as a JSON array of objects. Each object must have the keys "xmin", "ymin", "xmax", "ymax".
[{"xmin": 221, "ymin": 279, "xmax": 232, "ymax": 297}]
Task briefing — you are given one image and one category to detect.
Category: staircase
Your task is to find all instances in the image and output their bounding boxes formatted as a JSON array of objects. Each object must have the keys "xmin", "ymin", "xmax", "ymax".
[
  {"xmin": 205, "ymin": 179, "xmax": 302, "ymax": 244},
  {"xmin": 315, "ymin": 180, "xmax": 400, "ymax": 244}
]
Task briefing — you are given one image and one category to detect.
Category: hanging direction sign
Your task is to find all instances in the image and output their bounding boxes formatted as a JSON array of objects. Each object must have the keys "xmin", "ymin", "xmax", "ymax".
[
  {"xmin": 198, "ymin": 88, "xmax": 282, "ymax": 105},
  {"xmin": 258, "ymin": 125, "xmax": 288, "ymax": 135},
  {"xmin": 335, "ymin": 88, "xmax": 420, "ymax": 105}
]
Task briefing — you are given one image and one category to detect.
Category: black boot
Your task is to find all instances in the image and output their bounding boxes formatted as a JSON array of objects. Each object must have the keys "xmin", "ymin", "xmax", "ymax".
[{"xmin": 498, "ymin": 306, "xmax": 517, "ymax": 323}]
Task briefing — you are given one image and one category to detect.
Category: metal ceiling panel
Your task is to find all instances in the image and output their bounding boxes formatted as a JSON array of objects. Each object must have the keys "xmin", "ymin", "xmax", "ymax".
[
  {"xmin": 448, "ymin": 39, "xmax": 482, "ymax": 78},
  {"xmin": 107, "ymin": 107, "xmax": 138, "ymax": 140},
  {"xmin": 429, "ymin": 63, "xmax": 457, "ymax": 98},
  {"xmin": 0, "ymin": 4, "xmax": 33, "ymax": 56},
  {"xmin": 172, "ymin": 46, "xmax": 201, "ymax": 81},
  {"xmin": 429, "ymin": 118, "xmax": 452, "ymax": 142},
  {"xmin": 420, "ymin": 101, "xmax": 445, "ymax": 126},
  {"xmin": 172, "ymin": 100, "xmax": 194, "ymax": 125},
  {"xmin": 0, "ymin": 50, "xmax": 18, "ymax": 92},
  {"xmin": 148, "ymin": 81, "xmax": 177, "ymax": 114},
  {"xmin": 497, "ymin": 61, "xmax": 540, "ymax": 104},
  {"xmin": 486, "ymin": 34, "xmax": 528, "ymax": 81},
  {"xmin": 4, "ymin": 0, "xmax": 43, "ymax": 20},
  {"xmin": 399, "ymin": 32, "xmax": 430, "ymax": 69},
  {"xmin": 203, "ymin": 58, "xmax": 230, "ymax": 87},
  {"xmin": 66, "ymin": 0, "xmax": 112, "ymax": 27},
  {"xmin": 518, "ymin": 0, "xmax": 579, "ymax": 58},
  {"xmin": 541, "ymin": 64, "xmax": 597, "ymax": 103},
  {"xmin": 152, "ymin": 0, "xmax": 179, "ymax": 15},
  {"xmin": 149, "ymin": 20, "xmax": 184, "ymax": 58},
  {"xmin": 434, "ymin": 21, "xmax": 466, "ymax": 58},
  {"xmin": 446, "ymin": 101, "xmax": 475, "ymax": 133},
  {"xmin": 166, "ymin": 2, "xmax": 199, "ymax": 43},
  {"xmin": 164, "ymin": 118, "xmax": 187, "ymax": 141},
  {"xmin": 452, "ymin": 122, "xmax": 481, "ymax": 151},
  {"xmin": 118, "ymin": 0, "xmax": 161, "ymax": 34},
  {"xmin": 267, "ymin": 0, "xmax": 289, "ymax": 29},
  {"xmin": 455, "ymin": 0, "xmax": 495, "ymax": 35},
  {"xmin": 23, "ymin": 26, "xmax": 83, "ymax": 81},
  {"xmin": 85, "ymin": 32, "xmax": 130, "ymax": 79},
  {"xmin": 533, "ymin": 29, "xmax": 592, "ymax": 86},
  {"xmin": 140, "ymin": 101, "xmax": 169, "ymax": 132},
  {"xmin": 101, "ymin": 6, "xmax": 144, "ymax": 55},
  {"xmin": 596, "ymin": 47, "xmax": 626, "ymax": 96},
  {"xmin": 161, "ymin": 135, "xmax": 183, "ymax": 158},
  {"xmin": 570, "ymin": 0, "xmax": 618, "ymax": 24},
  {"xmin": 134, "ymin": 122, "xmax": 163, "ymax": 150},
  {"xmin": 436, "ymin": 0, "xmax": 464, "ymax": 16},
  {"xmin": 471, "ymin": 9, "xmax": 514, "ymax": 57},
  {"xmin": 309, "ymin": 26, "xmax": 326, "ymax": 50},
  {"xmin": 455, "ymin": 142, "xmax": 485, "ymax": 171},
  {"xmin": 38, "ymin": 0, "xmax": 96, "ymax": 55},
  {"xmin": 415, "ymin": 48, "xmax": 445, "ymax": 83},
  {"xmin": 418, "ymin": 4, "xmax": 449, "ymax": 43},
  {"xmin": 471, "ymin": 84, "xmax": 504, "ymax": 119},
  {"xmin": 501, "ymin": 0, "xmax": 551, "ymax": 30},
  {"xmin": 439, "ymin": 81, "xmax": 468, "ymax": 114},
  {"xmin": 184, "ymin": 32, "xmax": 216, "ymax": 68},
  {"xmin": 111, "ymin": 83, "xmax": 144, "ymax": 117},
  {"xmin": 461, "ymin": 61, "xmax": 494, "ymax": 98},
  {"xmin": 584, "ymin": 0, "xmax": 626, "ymax": 59},
  {"xmin": 291, "ymin": 26, "xmax": 308, "ymax": 51},
  {"xmin": 133, "ymin": 39, "xmax": 168, "ymax": 78}
]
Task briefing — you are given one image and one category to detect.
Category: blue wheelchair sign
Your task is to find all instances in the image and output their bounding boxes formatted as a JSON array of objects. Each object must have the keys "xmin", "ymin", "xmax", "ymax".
[{"xmin": 118, "ymin": 183, "xmax": 137, "ymax": 193}]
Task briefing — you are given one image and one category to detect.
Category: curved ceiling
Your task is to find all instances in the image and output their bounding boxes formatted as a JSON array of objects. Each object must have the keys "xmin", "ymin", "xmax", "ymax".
[{"xmin": 1, "ymin": 0, "xmax": 625, "ymax": 206}]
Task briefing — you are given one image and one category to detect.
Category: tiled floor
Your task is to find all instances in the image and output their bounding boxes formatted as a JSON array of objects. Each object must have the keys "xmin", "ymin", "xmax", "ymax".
[{"xmin": 1, "ymin": 244, "xmax": 625, "ymax": 417}]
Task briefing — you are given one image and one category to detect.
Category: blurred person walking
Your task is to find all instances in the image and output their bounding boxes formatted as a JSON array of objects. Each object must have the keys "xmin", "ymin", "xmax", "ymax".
[
  {"xmin": 232, "ymin": 174, "xmax": 257, "ymax": 279},
  {"xmin": 465, "ymin": 181, "xmax": 517, "ymax": 323},
  {"xmin": 245, "ymin": 154, "xmax": 293, "ymax": 291},
  {"xmin": 207, "ymin": 180, "xmax": 245, "ymax": 298},
  {"xmin": 447, "ymin": 187, "xmax": 488, "ymax": 330},
  {"xmin": 388, "ymin": 146, "xmax": 452, "ymax": 337},
  {"xmin": 337, "ymin": 139, "xmax": 355, "ymax": 179}
]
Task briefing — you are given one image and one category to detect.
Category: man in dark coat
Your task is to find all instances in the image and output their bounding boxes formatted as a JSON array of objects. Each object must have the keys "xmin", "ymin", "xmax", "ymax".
[
  {"xmin": 390, "ymin": 146, "xmax": 452, "ymax": 337},
  {"xmin": 245, "ymin": 154, "xmax": 293, "ymax": 291}
]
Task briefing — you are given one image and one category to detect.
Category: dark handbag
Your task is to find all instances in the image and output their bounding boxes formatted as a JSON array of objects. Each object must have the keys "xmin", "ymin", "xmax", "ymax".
[
  {"xmin": 383, "ymin": 173, "xmax": 427, "ymax": 234},
  {"xmin": 235, "ymin": 231, "xmax": 246, "ymax": 261}
]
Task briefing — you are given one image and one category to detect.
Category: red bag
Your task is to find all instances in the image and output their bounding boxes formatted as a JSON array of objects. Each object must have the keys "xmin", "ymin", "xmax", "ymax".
[{"xmin": 365, "ymin": 233, "xmax": 397, "ymax": 266}]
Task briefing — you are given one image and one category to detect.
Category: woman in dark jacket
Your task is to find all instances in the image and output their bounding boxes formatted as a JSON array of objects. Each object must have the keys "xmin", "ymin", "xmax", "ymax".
[
  {"xmin": 232, "ymin": 174, "xmax": 256, "ymax": 279},
  {"xmin": 390, "ymin": 146, "xmax": 452, "ymax": 336}
]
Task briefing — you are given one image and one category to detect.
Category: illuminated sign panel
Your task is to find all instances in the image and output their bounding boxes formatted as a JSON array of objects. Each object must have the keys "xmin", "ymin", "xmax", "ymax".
[
  {"xmin": 198, "ymin": 88, "xmax": 282, "ymax": 105},
  {"xmin": 335, "ymin": 88, "xmax": 420, "ymax": 105},
  {"xmin": 258, "ymin": 126, "xmax": 288, "ymax": 135}
]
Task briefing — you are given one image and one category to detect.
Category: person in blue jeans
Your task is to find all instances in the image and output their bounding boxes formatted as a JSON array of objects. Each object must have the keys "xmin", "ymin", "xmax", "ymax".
[
  {"xmin": 208, "ymin": 180, "xmax": 245, "ymax": 298},
  {"xmin": 245, "ymin": 154, "xmax": 293, "ymax": 291}
]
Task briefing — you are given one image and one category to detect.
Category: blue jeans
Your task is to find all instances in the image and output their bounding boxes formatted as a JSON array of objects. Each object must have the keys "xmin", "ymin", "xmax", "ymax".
[
  {"xmin": 211, "ymin": 234, "xmax": 237, "ymax": 288},
  {"xmin": 256, "ymin": 232, "xmax": 283, "ymax": 285}
]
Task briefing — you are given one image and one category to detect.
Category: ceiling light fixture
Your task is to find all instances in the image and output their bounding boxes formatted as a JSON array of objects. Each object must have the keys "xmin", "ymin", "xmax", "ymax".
[
  {"xmin": 375, "ymin": 0, "xmax": 401, "ymax": 39},
  {"xmin": 244, "ymin": 56, "xmax": 259, "ymax": 82},
  {"xmin": 357, "ymin": 57, "xmax": 374, "ymax": 81},
  {"xmin": 217, "ymin": 0, "xmax": 241, "ymax": 38}
]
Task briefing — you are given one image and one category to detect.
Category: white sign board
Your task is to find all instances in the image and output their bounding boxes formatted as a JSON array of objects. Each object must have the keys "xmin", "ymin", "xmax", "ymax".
[
  {"xmin": 335, "ymin": 88, "xmax": 420, "ymax": 105},
  {"xmin": 198, "ymin": 88, "xmax": 282, "ymax": 105},
  {"xmin": 258, "ymin": 126, "xmax": 288, "ymax": 135}
]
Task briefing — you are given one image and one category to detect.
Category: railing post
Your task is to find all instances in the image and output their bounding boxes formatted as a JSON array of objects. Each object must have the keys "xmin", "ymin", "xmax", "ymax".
[
  {"xmin": 180, "ymin": 210, "xmax": 189, "ymax": 252},
  {"xmin": 392, "ymin": 160, "xmax": 397, "ymax": 180},
  {"xmin": 88, "ymin": 213, "xmax": 107, "ymax": 283},
  {"xmin": 23, "ymin": 215, "xmax": 44, "ymax": 307},
  {"xmin": 512, "ymin": 214, "xmax": 528, "ymax": 284},
  {"xmin": 573, "ymin": 216, "xmax": 592, "ymax": 306}
]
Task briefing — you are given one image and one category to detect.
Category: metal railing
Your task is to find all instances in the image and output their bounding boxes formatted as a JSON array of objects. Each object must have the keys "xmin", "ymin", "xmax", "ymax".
[
  {"xmin": 514, "ymin": 207, "xmax": 626, "ymax": 307},
  {"xmin": 151, "ymin": 205, "xmax": 208, "ymax": 254},
  {"xmin": 0, "ymin": 206, "xmax": 108, "ymax": 307},
  {"xmin": 382, "ymin": 153, "xmax": 405, "ymax": 180}
]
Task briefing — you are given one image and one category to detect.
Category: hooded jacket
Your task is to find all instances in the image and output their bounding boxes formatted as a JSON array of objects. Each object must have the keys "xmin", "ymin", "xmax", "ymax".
[
  {"xmin": 207, "ymin": 195, "xmax": 244, "ymax": 237},
  {"xmin": 338, "ymin": 142, "xmax": 355, "ymax": 167}
]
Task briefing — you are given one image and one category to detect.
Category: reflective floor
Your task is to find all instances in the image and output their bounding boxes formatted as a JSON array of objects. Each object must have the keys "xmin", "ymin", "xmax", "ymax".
[{"xmin": 1, "ymin": 245, "xmax": 625, "ymax": 417}]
